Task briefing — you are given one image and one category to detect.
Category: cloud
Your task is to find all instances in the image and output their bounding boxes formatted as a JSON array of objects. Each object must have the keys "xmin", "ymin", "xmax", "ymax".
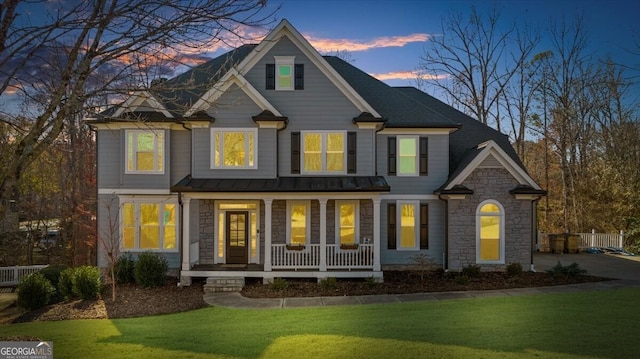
[
  {"xmin": 370, "ymin": 71, "xmax": 449, "ymax": 81},
  {"xmin": 306, "ymin": 33, "xmax": 430, "ymax": 53}
]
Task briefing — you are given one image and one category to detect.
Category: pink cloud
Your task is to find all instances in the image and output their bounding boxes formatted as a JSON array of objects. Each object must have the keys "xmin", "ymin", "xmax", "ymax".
[
  {"xmin": 371, "ymin": 71, "xmax": 449, "ymax": 81},
  {"xmin": 306, "ymin": 33, "xmax": 430, "ymax": 52}
]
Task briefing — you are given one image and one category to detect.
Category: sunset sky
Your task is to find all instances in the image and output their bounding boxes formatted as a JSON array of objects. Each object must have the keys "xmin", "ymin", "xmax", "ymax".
[{"xmin": 264, "ymin": 0, "xmax": 640, "ymax": 87}]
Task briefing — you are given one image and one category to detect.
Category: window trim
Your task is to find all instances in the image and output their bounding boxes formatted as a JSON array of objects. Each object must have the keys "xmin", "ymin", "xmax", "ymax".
[
  {"xmin": 286, "ymin": 200, "xmax": 310, "ymax": 246},
  {"xmin": 475, "ymin": 200, "xmax": 506, "ymax": 264},
  {"xmin": 274, "ymin": 56, "xmax": 295, "ymax": 91},
  {"xmin": 210, "ymin": 128, "xmax": 258, "ymax": 170},
  {"xmin": 395, "ymin": 200, "xmax": 420, "ymax": 251},
  {"xmin": 125, "ymin": 130, "xmax": 165, "ymax": 175},
  {"xmin": 301, "ymin": 131, "xmax": 347, "ymax": 174},
  {"xmin": 120, "ymin": 197, "xmax": 178, "ymax": 252},
  {"xmin": 335, "ymin": 200, "xmax": 360, "ymax": 245},
  {"xmin": 396, "ymin": 135, "xmax": 419, "ymax": 177}
]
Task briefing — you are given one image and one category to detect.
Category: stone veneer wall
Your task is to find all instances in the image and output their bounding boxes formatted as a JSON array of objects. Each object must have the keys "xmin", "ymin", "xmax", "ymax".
[
  {"xmin": 447, "ymin": 168, "xmax": 533, "ymax": 270},
  {"xmin": 199, "ymin": 200, "xmax": 215, "ymax": 264}
]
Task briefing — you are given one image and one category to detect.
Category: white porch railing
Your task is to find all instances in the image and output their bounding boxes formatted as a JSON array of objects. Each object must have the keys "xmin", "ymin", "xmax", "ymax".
[
  {"xmin": 271, "ymin": 243, "xmax": 374, "ymax": 270},
  {"xmin": 538, "ymin": 230, "xmax": 625, "ymax": 252},
  {"xmin": 0, "ymin": 265, "xmax": 49, "ymax": 286},
  {"xmin": 327, "ymin": 244, "xmax": 374, "ymax": 269}
]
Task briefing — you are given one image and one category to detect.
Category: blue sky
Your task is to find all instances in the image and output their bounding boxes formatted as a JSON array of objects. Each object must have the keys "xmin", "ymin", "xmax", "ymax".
[{"xmin": 262, "ymin": 0, "xmax": 640, "ymax": 87}]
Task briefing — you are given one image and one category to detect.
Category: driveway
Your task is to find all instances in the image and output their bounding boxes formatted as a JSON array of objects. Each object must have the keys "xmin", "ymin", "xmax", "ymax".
[{"xmin": 534, "ymin": 252, "xmax": 640, "ymax": 281}]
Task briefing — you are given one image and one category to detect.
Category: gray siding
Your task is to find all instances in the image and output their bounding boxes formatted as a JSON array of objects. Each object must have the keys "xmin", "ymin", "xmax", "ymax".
[
  {"xmin": 380, "ymin": 199, "xmax": 446, "ymax": 267},
  {"xmin": 244, "ymin": 36, "xmax": 375, "ymax": 176},
  {"xmin": 377, "ymin": 133, "xmax": 450, "ymax": 194},
  {"xmin": 192, "ymin": 85, "xmax": 277, "ymax": 179},
  {"xmin": 170, "ymin": 129, "xmax": 191, "ymax": 184},
  {"xmin": 97, "ymin": 130, "xmax": 121, "ymax": 189}
]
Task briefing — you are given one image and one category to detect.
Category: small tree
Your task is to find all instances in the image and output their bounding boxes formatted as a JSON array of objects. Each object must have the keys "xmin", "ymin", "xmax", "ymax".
[{"xmin": 98, "ymin": 197, "xmax": 122, "ymax": 301}]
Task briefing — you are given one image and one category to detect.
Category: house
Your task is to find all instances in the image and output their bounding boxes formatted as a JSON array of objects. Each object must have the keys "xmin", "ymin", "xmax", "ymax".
[{"xmin": 88, "ymin": 20, "xmax": 545, "ymax": 285}]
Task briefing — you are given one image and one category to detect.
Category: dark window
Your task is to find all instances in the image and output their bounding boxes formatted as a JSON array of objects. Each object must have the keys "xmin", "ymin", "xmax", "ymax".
[
  {"xmin": 266, "ymin": 64, "xmax": 275, "ymax": 90},
  {"xmin": 387, "ymin": 203, "xmax": 397, "ymax": 249},
  {"xmin": 347, "ymin": 131, "xmax": 357, "ymax": 174},
  {"xmin": 294, "ymin": 64, "xmax": 304, "ymax": 90},
  {"xmin": 420, "ymin": 203, "xmax": 428, "ymax": 249},
  {"xmin": 419, "ymin": 137, "xmax": 428, "ymax": 176},
  {"xmin": 291, "ymin": 132, "xmax": 300, "ymax": 174},
  {"xmin": 387, "ymin": 137, "xmax": 396, "ymax": 175}
]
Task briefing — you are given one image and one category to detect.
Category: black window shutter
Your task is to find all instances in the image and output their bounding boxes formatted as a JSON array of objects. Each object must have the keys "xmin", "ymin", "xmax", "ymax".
[
  {"xmin": 419, "ymin": 137, "xmax": 428, "ymax": 176},
  {"xmin": 294, "ymin": 64, "xmax": 304, "ymax": 90},
  {"xmin": 387, "ymin": 136, "xmax": 396, "ymax": 175},
  {"xmin": 347, "ymin": 131, "xmax": 357, "ymax": 174},
  {"xmin": 291, "ymin": 132, "xmax": 300, "ymax": 174},
  {"xmin": 388, "ymin": 203, "xmax": 397, "ymax": 249},
  {"xmin": 420, "ymin": 203, "xmax": 428, "ymax": 249},
  {"xmin": 266, "ymin": 64, "xmax": 275, "ymax": 90}
]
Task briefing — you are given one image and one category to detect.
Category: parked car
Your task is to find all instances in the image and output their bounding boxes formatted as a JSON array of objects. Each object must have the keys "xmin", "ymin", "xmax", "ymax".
[
  {"xmin": 39, "ymin": 230, "xmax": 60, "ymax": 249},
  {"xmin": 603, "ymin": 247, "xmax": 636, "ymax": 256}
]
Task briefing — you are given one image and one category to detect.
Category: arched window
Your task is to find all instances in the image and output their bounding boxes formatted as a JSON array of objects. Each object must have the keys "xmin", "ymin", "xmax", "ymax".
[{"xmin": 476, "ymin": 200, "xmax": 505, "ymax": 264}]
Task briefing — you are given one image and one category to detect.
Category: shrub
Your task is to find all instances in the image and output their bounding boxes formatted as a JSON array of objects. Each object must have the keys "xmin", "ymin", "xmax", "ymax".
[
  {"xmin": 72, "ymin": 266, "xmax": 102, "ymax": 300},
  {"xmin": 455, "ymin": 275, "xmax": 469, "ymax": 285},
  {"xmin": 506, "ymin": 263, "xmax": 523, "ymax": 277},
  {"xmin": 365, "ymin": 276, "xmax": 378, "ymax": 288},
  {"xmin": 39, "ymin": 265, "xmax": 67, "ymax": 303},
  {"xmin": 114, "ymin": 253, "xmax": 136, "ymax": 284},
  {"xmin": 320, "ymin": 277, "xmax": 338, "ymax": 290},
  {"xmin": 58, "ymin": 267, "xmax": 76, "ymax": 299},
  {"xmin": 461, "ymin": 264, "xmax": 481, "ymax": 278},
  {"xmin": 134, "ymin": 252, "xmax": 168, "ymax": 288},
  {"xmin": 270, "ymin": 277, "xmax": 288, "ymax": 291},
  {"xmin": 17, "ymin": 273, "xmax": 55, "ymax": 310},
  {"xmin": 546, "ymin": 261, "xmax": 587, "ymax": 278},
  {"xmin": 434, "ymin": 267, "xmax": 446, "ymax": 278}
]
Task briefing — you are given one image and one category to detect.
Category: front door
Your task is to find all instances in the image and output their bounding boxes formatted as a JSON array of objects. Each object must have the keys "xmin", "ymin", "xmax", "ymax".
[{"xmin": 226, "ymin": 211, "xmax": 248, "ymax": 264}]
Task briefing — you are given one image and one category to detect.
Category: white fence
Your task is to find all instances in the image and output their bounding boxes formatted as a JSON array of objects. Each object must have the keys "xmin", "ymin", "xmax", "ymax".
[
  {"xmin": 0, "ymin": 265, "xmax": 49, "ymax": 286},
  {"xmin": 271, "ymin": 243, "xmax": 374, "ymax": 269},
  {"xmin": 538, "ymin": 230, "xmax": 624, "ymax": 252}
]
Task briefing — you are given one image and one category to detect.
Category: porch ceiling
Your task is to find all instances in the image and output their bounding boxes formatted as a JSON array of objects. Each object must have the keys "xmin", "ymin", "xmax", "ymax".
[{"xmin": 172, "ymin": 175, "xmax": 390, "ymax": 193}]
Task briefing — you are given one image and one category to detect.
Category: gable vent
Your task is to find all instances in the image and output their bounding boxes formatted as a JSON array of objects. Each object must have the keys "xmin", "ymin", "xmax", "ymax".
[{"xmin": 478, "ymin": 154, "xmax": 502, "ymax": 168}]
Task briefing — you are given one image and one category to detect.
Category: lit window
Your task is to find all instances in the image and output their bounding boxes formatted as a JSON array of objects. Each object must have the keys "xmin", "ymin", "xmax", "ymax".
[
  {"xmin": 287, "ymin": 201, "xmax": 310, "ymax": 245},
  {"xmin": 275, "ymin": 56, "xmax": 294, "ymax": 90},
  {"xmin": 398, "ymin": 136, "xmax": 418, "ymax": 176},
  {"xmin": 336, "ymin": 201, "xmax": 359, "ymax": 245},
  {"xmin": 120, "ymin": 200, "xmax": 177, "ymax": 251},
  {"xmin": 476, "ymin": 201, "xmax": 505, "ymax": 263},
  {"xmin": 211, "ymin": 128, "xmax": 257, "ymax": 169},
  {"xmin": 126, "ymin": 130, "xmax": 164, "ymax": 174},
  {"xmin": 399, "ymin": 202, "xmax": 418, "ymax": 249},
  {"xmin": 302, "ymin": 132, "xmax": 345, "ymax": 173}
]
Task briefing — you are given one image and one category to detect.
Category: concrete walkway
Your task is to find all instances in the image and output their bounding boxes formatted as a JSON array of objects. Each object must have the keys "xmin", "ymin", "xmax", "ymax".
[{"xmin": 203, "ymin": 252, "xmax": 640, "ymax": 309}]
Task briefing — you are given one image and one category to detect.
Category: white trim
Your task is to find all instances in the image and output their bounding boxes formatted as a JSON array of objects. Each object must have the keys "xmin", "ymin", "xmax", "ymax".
[
  {"xmin": 396, "ymin": 135, "xmax": 419, "ymax": 177},
  {"xmin": 254, "ymin": 120, "xmax": 286, "ymax": 129},
  {"xmin": 229, "ymin": 20, "xmax": 380, "ymax": 117},
  {"xmin": 286, "ymin": 200, "xmax": 311, "ymax": 245},
  {"xmin": 186, "ymin": 69, "xmax": 282, "ymax": 118},
  {"xmin": 395, "ymin": 200, "xmax": 420, "ymax": 251},
  {"xmin": 475, "ymin": 200, "xmax": 505, "ymax": 264},
  {"xmin": 210, "ymin": 128, "xmax": 258, "ymax": 170},
  {"xmin": 445, "ymin": 140, "xmax": 541, "ymax": 191},
  {"xmin": 124, "ymin": 130, "xmax": 165, "ymax": 175},
  {"xmin": 182, "ymin": 121, "xmax": 212, "ymax": 129},
  {"xmin": 113, "ymin": 91, "xmax": 173, "ymax": 119},
  {"xmin": 378, "ymin": 128, "xmax": 456, "ymax": 135},
  {"xmin": 119, "ymin": 195, "xmax": 179, "ymax": 253},
  {"xmin": 335, "ymin": 200, "xmax": 360, "ymax": 245},
  {"xmin": 274, "ymin": 56, "xmax": 295, "ymax": 91},
  {"xmin": 301, "ymin": 131, "xmax": 347, "ymax": 175},
  {"xmin": 355, "ymin": 122, "xmax": 383, "ymax": 130}
]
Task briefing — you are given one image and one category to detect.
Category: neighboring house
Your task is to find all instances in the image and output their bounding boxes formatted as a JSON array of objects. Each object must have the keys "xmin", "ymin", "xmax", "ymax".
[{"xmin": 88, "ymin": 20, "xmax": 545, "ymax": 284}]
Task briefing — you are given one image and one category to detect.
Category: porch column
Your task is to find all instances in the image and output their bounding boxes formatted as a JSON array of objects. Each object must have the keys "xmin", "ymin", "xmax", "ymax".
[
  {"xmin": 181, "ymin": 197, "xmax": 191, "ymax": 271},
  {"xmin": 264, "ymin": 198, "xmax": 273, "ymax": 272},
  {"xmin": 373, "ymin": 198, "xmax": 381, "ymax": 271},
  {"xmin": 319, "ymin": 198, "xmax": 328, "ymax": 271}
]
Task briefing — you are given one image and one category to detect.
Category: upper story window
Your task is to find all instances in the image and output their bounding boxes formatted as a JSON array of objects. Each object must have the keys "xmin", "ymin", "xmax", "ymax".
[
  {"xmin": 291, "ymin": 131, "xmax": 357, "ymax": 174},
  {"xmin": 211, "ymin": 128, "xmax": 257, "ymax": 169},
  {"xmin": 122, "ymin": 200, "xmax": 177, "ymax": 251},
  {"xmin": 125, "ymin": 130, "xmax": 164, "ymax": 174},
  {"xmin": 266, "ymin": 56, "xmax": 304, "ymax": 90},
  {"xmin": 387, "ymin": 136, "xmax": 428, "ymax": 177}
]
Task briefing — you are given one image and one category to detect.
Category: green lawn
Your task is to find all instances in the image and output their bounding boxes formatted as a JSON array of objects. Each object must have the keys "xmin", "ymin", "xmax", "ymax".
[{"xmin": 1, "ymin": 288, "xmax": 639, "ymax": 359}]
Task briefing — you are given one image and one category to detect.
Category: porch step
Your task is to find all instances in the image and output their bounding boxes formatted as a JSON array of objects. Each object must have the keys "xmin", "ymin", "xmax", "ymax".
[{"xmin": 204, "ymin": 277, "xmax": 245, "ymax": 293}]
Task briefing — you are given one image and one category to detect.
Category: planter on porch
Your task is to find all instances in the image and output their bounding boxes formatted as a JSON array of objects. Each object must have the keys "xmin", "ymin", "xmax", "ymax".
[
  {"xmin": 286, "ymin": 244, "xmax": 306, "ymax": 251},
  {"xmin": 339, "ymin": 243, "xmax": 359, "ymax": 250}
]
